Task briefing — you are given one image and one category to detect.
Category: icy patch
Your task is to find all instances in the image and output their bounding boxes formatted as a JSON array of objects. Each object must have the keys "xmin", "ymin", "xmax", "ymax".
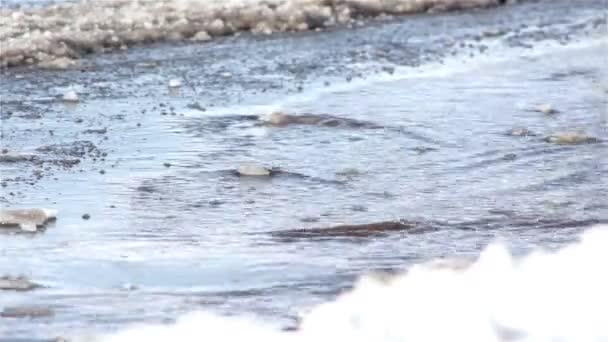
[
  {"xmin": 90, "ymin": 224, "xmax": 608, "ymax": 342},
  {"xmin": 0, "ymin": 0, "xmax": 503, "ymax": 68}
]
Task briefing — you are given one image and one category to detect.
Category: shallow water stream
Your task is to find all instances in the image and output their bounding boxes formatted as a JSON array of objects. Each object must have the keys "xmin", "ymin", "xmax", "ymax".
[{"xmin": 1, "ymin": 0, "xmax": 607, "ymax": 339}]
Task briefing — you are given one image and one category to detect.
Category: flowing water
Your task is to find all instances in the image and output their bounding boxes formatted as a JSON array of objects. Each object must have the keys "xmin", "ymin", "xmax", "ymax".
[{"xmin": 0, "ymin": 0, "xmax": 607, "ymax": 340}]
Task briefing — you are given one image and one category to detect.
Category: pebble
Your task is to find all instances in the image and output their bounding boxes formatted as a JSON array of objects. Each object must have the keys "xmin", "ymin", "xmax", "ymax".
[
  {"xmin": 506, "ymin": 127, "xmax": 535, "ymax": 137},
  {"xmin": 0, "ymin": 275, "xmax": 42, "ymax": 291},
  {"xmin": 351, "ymin": 204, "xmax": 368, "ymax": 212},
  {"xmin": 336, "ymin": 168, "xmax": 362, "ymax": 177},
  {"xmin": 187, "ymin": 102, "xmax": 206, "ymax": 111},
  {"xmin": 381, "ymin": 65, "xmax": 395, "ymax": 74},
  {"xmin": 0, "ymin": 208, "xmax": 57, "ymax": 232},
  {"xmin": 168, "ymin": 79, "xmax": 182, "ymax": 88},
  {"xmin": 300, "ymin": 217, "xmax": 320, "ymax": 223},
  {"xmin": 237, "ymin": 164, "xmax": 271, "ymax": 177},
  {"xmin": 209, "ymin": 199, "xmax": 224, "ymax": 207},
  {"xmin": 83, "ymin": 128, "xmax": 107, "ymax": 134},
  {"xmin": 120, "ymin": 282, "xmax": 138, "ymax": 291},
  {"xmin": 544, "ymin": 131, "xmax": 599, "ymax": 145},
  {"xmin": 534, "ymin": 103, "xmax": 558, "ymax": 115},
  {"xmin": 191, "ymin": 31, "xmax": 211, "ymax": 41},
  {"xmin": 39, "ymin": 57, "xmax": 76, "ymax": 70},
  {"xmin": 503, "ymin": 153, "xmax": 517, "ymax": 161},
  {"xmin": 412, "ymin": 146, "xmax": 438, "ymax": 154},
  {"xmin": 62, "ymin": 90, "xmax": 79, "ymax": 102},
  {"xmin": 1, "ymin": 306, "xmax": 54, "ymax": 318},
  {"xmin": 136, "ymin": 62, "xmax": 158, "ymax": 68},
  {"xmin": 0, "ymin": 153, "xmax": 35, "ymax": 163}
]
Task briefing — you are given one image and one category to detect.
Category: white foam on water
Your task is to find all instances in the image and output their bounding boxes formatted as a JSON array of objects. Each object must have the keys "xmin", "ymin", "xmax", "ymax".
[
  {"xmin": 0, "ymin": 0, "xmax": 502, "ymax": 68},
  {"xmin": 89, "ymin": 224, "xmax": 608, "ymax": 342},
  {"xmin": 187, "ymin": 34, "xmax": 606, "ymax": 118}
]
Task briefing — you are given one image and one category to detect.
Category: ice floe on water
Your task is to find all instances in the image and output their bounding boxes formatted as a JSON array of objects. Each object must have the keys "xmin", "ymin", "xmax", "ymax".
[
  {"xmin": 0, "ymin": 0, "xmax": 504, "ymax": 68},
  {"xmin": 91, "ymin": 224, "xmax": 608, "ymax": 342}
]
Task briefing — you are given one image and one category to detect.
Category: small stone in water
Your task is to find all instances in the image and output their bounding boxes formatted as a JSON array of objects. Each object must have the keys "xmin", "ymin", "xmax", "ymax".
[
  {"xmin": 351, "ymin": 204, "xmax": 368, "ymax": 212},
  {"xmin": 39, "ymin": 57, "xmax": 76, "ymax": 70},
  {"xmin": 544, "ymin": 131, "xmax": 599, "ymax": 145},
  {"xmin": 412, "ymin": 146, "xmax": 438, "ymax": 154},
  {"xmin": 0, "ymin": 208, "xmax": 57, "ymax": 232},
  {"xmin": 187, "ymin": 102, "xmax": 206, "ymax": 111},
  {"xmin": 82, "ymin": 213, "xmax": 90, "ymax": 220},
  {"xmin": 163, "ymin": 162, "xmax": 172, "ymax": 168},
  {"xmin": 191, "ymin": 31, "xmax": 211, "ymax": 41},
  {"xmin": 382, "ymin": 65, "xmax": 395, "ymax": 74},
  {"xmin": 237, "ymin": 164, "xmax": 271, "ymax": 176},
  {"xmin": 503, "ymin": 153, "xmax": 517, "ymax": 161},
  {"xmin": 121, "ymin": 282, "xmax": 138, "ymax": 291},
  {"xmin": 300, "ymin": 216, "xmax": 320, "ymax": 223},
  {"xmin": 168, "ymin": 79, "xmax": 182, "ymax": 88},
  {"xmin": 62, "ymin": 90, "xmax": 79, "ymax": 102},
  {"xmin": 209, "ymin": 199, "xmax": 224, "ymax": 207},
  {"xmin": 507, "ymin": 127, "xmax": 535, "ymax": 137},
  {"xmin": 1, "ymin": 306, "xmax": 54, "ymax": 318},
  {"xmin": 0, "ymin": 275, "xmax": 42, "ymax": 291},
  {"xmin": 0, "ymin": 153, "xmax": 35, "ymax": 163},
  {"xmin": 534, "ymin": 104, "xmax": 558, "ymax": 115},
  {"xmin": 136, "ymin": 62, "xmax": 158, "ymax": 68},
  {"xmin": 336, "ymin": 168, "xmax": 362, "ymax": 177}
]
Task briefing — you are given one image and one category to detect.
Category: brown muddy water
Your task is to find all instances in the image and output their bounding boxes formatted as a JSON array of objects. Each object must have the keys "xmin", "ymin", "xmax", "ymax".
[{"xmin": 0, "ymin": 0, "xmax": 607, "ymax": 340}]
